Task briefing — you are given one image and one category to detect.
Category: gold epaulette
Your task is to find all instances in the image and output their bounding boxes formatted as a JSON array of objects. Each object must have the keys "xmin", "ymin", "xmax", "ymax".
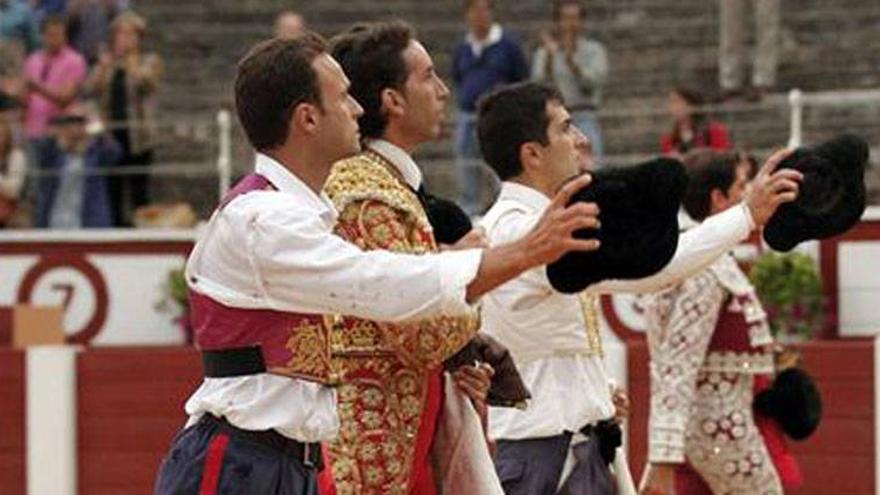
[{"xmin": 325, "ymin": 151, "xmax": 429, "ymax": 228}]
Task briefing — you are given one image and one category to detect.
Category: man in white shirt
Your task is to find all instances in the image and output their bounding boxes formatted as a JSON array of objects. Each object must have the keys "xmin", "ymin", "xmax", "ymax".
[
  {"xmin": 153, "ymin": 34, "xmax": 602, "ymax": 495},
  {"xmin": 476, "ymin": 82, "xmax": 800, "ymax": 495},
  {"xmin": 322, "ymin": 21, "xmax": 500, "ymax": 494}
]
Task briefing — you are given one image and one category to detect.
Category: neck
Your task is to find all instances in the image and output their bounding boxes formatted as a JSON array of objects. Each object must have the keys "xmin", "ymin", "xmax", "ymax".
[
  {"xmin": 472, "ymin": 25, "xmax": 490, "ymax": 40},
  {"xmin": 265, "ymin": 145, "xmax": 329, "ymax": 195},
  {"xmin": 381, "ymin": 126, "xmax": 423, "ymax": 155},
  {"xmin": 510, "ymin": 174, "xmax": 553, "ymax": 199}
]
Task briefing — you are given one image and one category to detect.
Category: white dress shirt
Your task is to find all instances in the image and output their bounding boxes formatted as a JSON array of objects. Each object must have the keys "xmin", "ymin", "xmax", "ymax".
[
  {"xmin": 481, "ymin": 181, "xmax": 754, "ymax": 441},
  {"xmin": 184, "ymin": 153, "xmax": 483, "ymax": 442},
  {"xmin": 367, "ymin": 139, "xmax": 422, "ymax": 190}
]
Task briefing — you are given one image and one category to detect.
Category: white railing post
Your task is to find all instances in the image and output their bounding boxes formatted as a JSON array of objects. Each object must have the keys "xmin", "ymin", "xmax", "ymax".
[
  {"xmin": 216, "ymin": 110, "xmax": 232, "ymax": 198},
  {"xmin": 788, "ymin": 88, "xmax": 804, "ymax": 149}
]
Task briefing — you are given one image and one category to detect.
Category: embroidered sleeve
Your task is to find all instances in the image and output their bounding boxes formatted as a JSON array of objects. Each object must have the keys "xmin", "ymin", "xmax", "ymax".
[
  {"xmin": 334, "ymin": 199, "xmax": 477, "ymax": 368},
  {"xmin": 646, "ymin": 271, "xmax": 726, "ymax": 463}
]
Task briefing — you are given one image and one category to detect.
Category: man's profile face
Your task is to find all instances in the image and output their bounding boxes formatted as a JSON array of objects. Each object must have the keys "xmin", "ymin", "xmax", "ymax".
[
  {"xmin": 539, "ymin": 100, "xmax": 591, "ymax": 191},
  {"xmin": 396, "ymin": 40, "xmax": 450, "ymax": 143},
  {"xmin": 312, "ymin": 54, "xmax": 364, "ymax": 162}
]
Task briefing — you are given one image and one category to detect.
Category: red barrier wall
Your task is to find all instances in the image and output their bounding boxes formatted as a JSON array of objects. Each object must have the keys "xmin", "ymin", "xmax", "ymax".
[
  {"xmin": 0, "ymin": 349, "xmax": 24, "ymax": 495},
  {"xmin": 77, "ymin": 347, "xmax": 201, "ymax": 495}
]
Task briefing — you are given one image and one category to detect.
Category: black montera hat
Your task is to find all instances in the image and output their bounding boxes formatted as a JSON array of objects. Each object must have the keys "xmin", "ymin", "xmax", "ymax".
[
  {"xmin": 764, "ymin": 134, "xmax": 868, "ymax": 251},
  {"xmin": 754, "ymin": 367, "xmax": 823, "ymax": 441},
  {"xmin": 546, "ymin": 158, "xmax": 687, "ymax": 293},
  {"xmin": 421, "ymin": 192, "xmax": 473, "ymax": 245}
]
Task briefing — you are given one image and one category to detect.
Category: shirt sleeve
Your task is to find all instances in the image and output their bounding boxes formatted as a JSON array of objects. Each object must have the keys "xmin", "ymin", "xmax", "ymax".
[
  {"xmin": 588, "ymin": 203, "xmax": 754, "ymax": 294},
  {"xmin": 531, "ymin": 47, "xmax": 548, "ymax": 81},
  {"xmin": 0, "ymin": 149, "xmax": 26, "ymax": 199},
  {"xmin": 246, "ymin": 201, "xmax": 483, "ymax": 323},
  {"xmin": 646, "ymin": 272, "xmax": 726, "ymax": 463},
  {"xmin": 573, "ymin": 41, "xmax": 608, "ymax": 90}
]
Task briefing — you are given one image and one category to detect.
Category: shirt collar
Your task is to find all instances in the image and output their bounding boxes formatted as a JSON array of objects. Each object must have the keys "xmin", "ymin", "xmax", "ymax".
[
  {"xmin": 367, "ymin": 139, "xmax": 423, "ymax": 190},
  {"xmin": 497, "ymin": 181, "xmax": 551, "ymax": 213},
  {"xmin": 467, "ymin": 23, "xmax": 503, "ymax": 57},
  {"xmin": 254, "ymin": 153, "xmax": 338, "ymax": 224}
]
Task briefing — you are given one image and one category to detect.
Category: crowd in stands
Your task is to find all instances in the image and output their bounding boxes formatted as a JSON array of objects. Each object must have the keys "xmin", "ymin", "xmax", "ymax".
[
  {"xmin": 0, "ymin": 0, "xmax": 161, "ymax": 229},
  {"xmin": 0, "ymin": 0, "xmax": 778, "ymax": 228}
]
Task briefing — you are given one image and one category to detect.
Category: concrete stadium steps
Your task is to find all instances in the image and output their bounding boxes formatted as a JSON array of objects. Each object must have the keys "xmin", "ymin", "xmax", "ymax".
[{"xmin": 132, "ymin": 0, "xmax": 880, "ymax": 213}]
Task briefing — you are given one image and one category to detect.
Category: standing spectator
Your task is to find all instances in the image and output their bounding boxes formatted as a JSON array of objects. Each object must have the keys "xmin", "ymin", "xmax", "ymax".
[
  {"xmin": 719, "ymin": 0, "xmax": 780, "ymax": 101},
  {"xmin": 273, "ymin": 10, "xmax": 306, "ymax": 39},
  {"xmin": 452, "ymin": 0, "xmax": 528, "ymax": 214},
  {"xmin": 68, "ymin": 0, "xmax": 128, "ymax": 66},
  {"xmin": 661, "ymin": 86, "xmax": 731, "ymax": 158},
  {"xmin": 44, "ymin": 111, "xmax": 119, "ymax": 228},
  {"xmin": 532, "ymin": 0, "xmax": 608, "ymax": 165},
  {"xmin": 0, "ymin": 0, "xmax": 41, "ymax": 108},
  {"xmin": 87, "ymin": 11, "xmax": 161, "ymax": 226},
  {"xmin": 0, "ymin": 117, "xmax": 27, "ymax": 227},
  {"xmin": 23, "ymin": 14, "xmax": 87, "ymax": 227}
]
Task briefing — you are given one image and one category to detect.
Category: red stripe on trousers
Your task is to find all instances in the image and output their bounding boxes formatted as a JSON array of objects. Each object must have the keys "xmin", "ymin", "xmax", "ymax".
[{"xmin": 199, "ymin": 432, "xmax": 231, "ymax": 495}]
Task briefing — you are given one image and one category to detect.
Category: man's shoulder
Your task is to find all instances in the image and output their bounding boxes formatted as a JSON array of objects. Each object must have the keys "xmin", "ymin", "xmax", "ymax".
[{"xmin": 325, "ymin": 152, "xmax": 424, "ymax": 219}]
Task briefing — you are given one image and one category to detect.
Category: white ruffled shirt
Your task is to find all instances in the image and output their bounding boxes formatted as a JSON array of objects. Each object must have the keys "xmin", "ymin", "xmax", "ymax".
[
  {"xmin": 481, "ymin": 181, "xmax": 755, "ymax": 440},
  {"xmin": 183, "ymin": 153, "xmax": 483, "ymax": 442}
]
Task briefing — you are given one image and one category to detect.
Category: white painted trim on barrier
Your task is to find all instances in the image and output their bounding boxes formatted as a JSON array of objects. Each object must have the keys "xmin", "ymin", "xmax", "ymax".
[
  {"xmin": 27, "ymin": 346, "xmax": 77, "ymax": 495},
  {"xmin": 874, "ymin": 334, "xmax": 880, "ymax": 495}
]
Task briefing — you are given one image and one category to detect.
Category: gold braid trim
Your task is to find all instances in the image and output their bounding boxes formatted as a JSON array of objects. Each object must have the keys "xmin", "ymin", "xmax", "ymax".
[
  {"xmin": 577, "ymin": 293, "xmax": 604, "ymax": 357},
  {"xmin": 325, "ymin": 151, "xmax": 430, "ymax": 232}
]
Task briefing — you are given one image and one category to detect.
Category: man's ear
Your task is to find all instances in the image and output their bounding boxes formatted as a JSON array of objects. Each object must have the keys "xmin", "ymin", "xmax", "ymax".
[
  {"xmin": 709, "ymin": 187, "xmax": 728, "ymax": 212},
  {"xmin": 380, "ymin": 87, "xmax": 406, "ymax": 119},
  {"xmin": 292, "ymin": 102, "xmax": 320, "ymax": 137},
  {"xmin": 519, "ymin": 141, "xmax": 543, "ymax": 174}
]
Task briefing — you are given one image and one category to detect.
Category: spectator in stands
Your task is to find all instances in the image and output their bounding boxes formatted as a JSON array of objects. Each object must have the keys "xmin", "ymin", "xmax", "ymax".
[
  {"xmin": 69, "ymin": 0, "xmax": 128, "ymax": 66},
  {"xmin": 31, "ymin": 0, "xmax": 69, "ymax": 30},
  {"xmin": 23, "ymin": 14, "xmax": 88, "ymax": 227},
  {"xmin": 43, "ymin": 110, "xmax": 120, "ymax": 228},
  {"xmin": 274, "ymin": 10, "xmax": 306, "ymax": 39},
  {"xmin": 719, "ymin": 0, "xmax": 780, "ymax": 102},
  {"xmin": 661, "ymin": 86, "xmax": 731, "ymax": 158},
  {"xmin": 0, "ymin": 0, "xmax": 41, "ymax": 108},
  {"xmin": 0, "ymin": 117, "xmax": 27, "ymax": 227},
  {"xmin": 452, "ymin": 0, "xmax": 528, "ymax": 214},
  {"xmin": 532, "ymin": 0, "xmax": 608, "ymax": 165},
  {"xmin": 0, "ymin": 0, "xmax": 41, "ymax": 56},
  {"xmin": 87, "ymin": 11, "xmax": 162, "ymax": 226}
]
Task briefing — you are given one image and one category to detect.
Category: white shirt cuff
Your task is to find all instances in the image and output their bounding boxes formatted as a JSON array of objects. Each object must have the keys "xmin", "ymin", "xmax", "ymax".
[{"xmin": 437, "ymin": 248, "xmax": 484, "ymax": 314}]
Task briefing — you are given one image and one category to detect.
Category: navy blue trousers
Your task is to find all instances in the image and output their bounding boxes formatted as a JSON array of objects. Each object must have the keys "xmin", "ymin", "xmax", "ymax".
[{"xmin": 153, "ymin": 416, "xmax": 318, "ymax": 495}]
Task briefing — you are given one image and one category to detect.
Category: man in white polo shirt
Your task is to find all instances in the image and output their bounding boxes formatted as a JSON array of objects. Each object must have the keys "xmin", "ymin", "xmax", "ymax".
[{"xmin": 476, "ymin": 81, "xmax": 799, "ymax": 495}]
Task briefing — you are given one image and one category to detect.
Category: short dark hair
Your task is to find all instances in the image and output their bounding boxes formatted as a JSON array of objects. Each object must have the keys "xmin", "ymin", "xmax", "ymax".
[
  {"xmin": 42, "ymin": 14, "xmax": 68, "ymax": 33},
  {"xmin": 477, "ymin": 82, "xmax": 564, "ymax": 181},
  {"xmin": 234, "ymin": 33, "xmax": 326, "ymax": 151},
  {"xmin": 681, "ymin": 149, "xmax": 755, "ymax": 221},
  {"xmin": 553, "ymin": 0, "xmax": 585, "ymax": 20},
  {"xmin": 330, "ymin": 21, "xmax": 415, "ymax": 140},
  {"xmin": 464, "ymin": 0, "xmax": 493, "ymax": 11}
]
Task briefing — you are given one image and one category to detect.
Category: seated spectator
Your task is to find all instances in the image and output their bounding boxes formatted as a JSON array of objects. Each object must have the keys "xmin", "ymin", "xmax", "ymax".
[
  {"xmin": 44, "ymin": 111, "xmax": 120, "ymax": 228},
  {"xmin": 68, "ymin": 0, "xmax": 127, "ymax": 66},
  {"xmin": 86, "ymin": 11, "xmax": 161, "ymax": 226},
  {"xmin": 661, "ymin": 86, "xmax": 731, "ymax": 158},
  {"xmin": 24, "ymin": 14, "xmax": 88, "ymax": 227},
  {"xmin": 0, "ymin": 117, "xmax": 27, "ymax": 227}
]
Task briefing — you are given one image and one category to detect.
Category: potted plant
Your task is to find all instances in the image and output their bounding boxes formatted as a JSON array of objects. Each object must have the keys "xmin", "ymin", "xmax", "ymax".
[
  {"xmin": 156, "ymin": 268, "xmax": 192, "ymax": 344},
  {"xmin": 749, "ymin": 251, "xmax": 826, "ymax": 343}
]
